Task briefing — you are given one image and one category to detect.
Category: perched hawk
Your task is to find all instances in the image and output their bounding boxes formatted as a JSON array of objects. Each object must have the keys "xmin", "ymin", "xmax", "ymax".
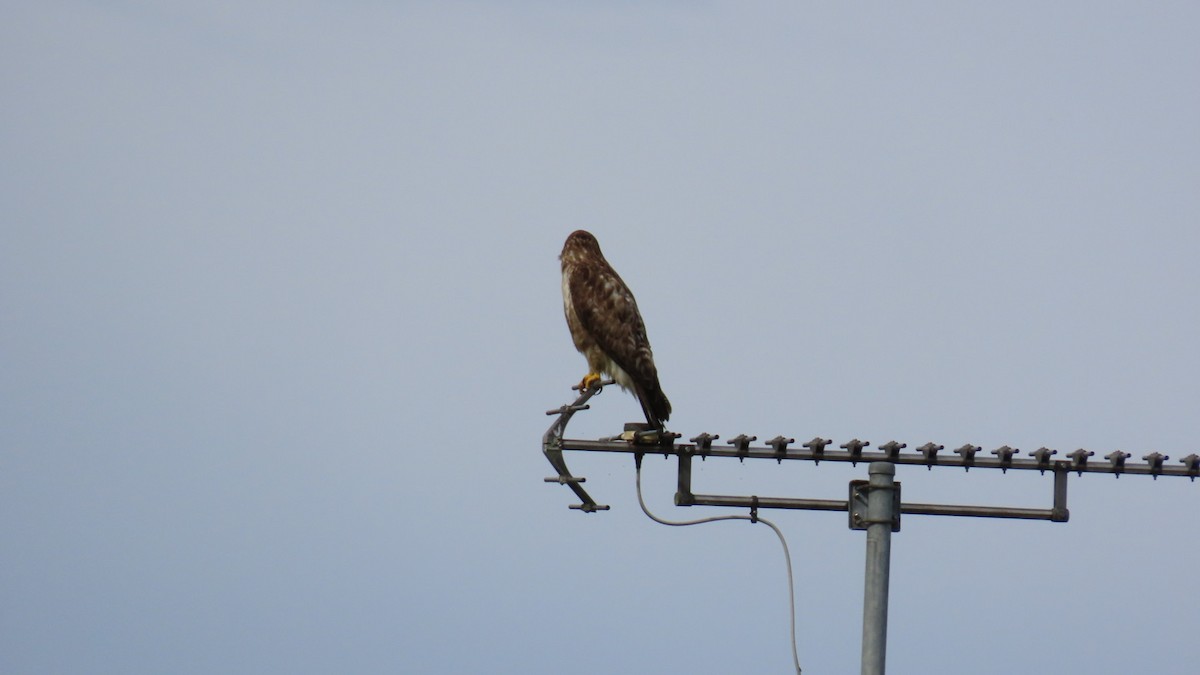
[{"xmin": 560, "ymin": 230, "xmax": 672, "ymax": 429}]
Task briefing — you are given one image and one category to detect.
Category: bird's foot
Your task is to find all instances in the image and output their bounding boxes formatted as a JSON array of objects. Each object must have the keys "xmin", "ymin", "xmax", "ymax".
[{"xmin": 577, "ymin": 372, "xmax": 603, "ymax": 392}]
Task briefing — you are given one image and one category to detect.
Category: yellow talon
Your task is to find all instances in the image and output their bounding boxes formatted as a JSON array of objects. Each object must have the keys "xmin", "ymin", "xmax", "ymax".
[{"xmin": 578, "ymin": 372, "xmax": 602, "ymax": 391}]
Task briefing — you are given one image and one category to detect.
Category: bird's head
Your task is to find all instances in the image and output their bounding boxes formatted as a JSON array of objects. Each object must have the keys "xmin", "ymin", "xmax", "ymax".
[{"xmin": 560, "ymin": 229, "xmax": 603, "ymax": 264}]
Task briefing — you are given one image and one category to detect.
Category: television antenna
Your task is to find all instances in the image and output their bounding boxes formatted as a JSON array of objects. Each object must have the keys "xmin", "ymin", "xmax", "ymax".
[{"xmin": 542, "ymin": 382, "xmax": 1198, "ymax": 674}]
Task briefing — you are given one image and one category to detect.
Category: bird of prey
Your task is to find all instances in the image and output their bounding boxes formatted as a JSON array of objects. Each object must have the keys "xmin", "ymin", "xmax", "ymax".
[{"xmin": 560, "ymin": 230, "xmax": 671, "ymax": 429}]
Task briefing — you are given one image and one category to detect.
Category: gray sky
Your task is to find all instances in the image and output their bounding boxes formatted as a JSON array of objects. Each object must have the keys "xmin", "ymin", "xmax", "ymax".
[{"xmin": 3, "ymin": 2, "xmax": 1198, "ymax": 673}]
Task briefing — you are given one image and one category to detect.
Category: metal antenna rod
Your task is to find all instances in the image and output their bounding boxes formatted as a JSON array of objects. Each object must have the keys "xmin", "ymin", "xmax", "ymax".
[{"xmin": 860, "ymin": 462, "xmax": 895, "ymax": 675}]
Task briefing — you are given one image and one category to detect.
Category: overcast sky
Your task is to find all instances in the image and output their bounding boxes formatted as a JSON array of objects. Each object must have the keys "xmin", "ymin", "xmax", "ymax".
[{"xmin": 3, "ymin": 2, "xmax": 1198, "ymax": 674}]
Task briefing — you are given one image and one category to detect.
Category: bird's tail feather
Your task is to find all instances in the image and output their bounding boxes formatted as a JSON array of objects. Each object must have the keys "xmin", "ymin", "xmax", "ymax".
[{"xmin": 638, "ymin": 386, "xmax": 672, "ymax": 430}]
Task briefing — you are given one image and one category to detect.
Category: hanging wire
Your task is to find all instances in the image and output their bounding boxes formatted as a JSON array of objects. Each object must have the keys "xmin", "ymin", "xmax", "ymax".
[{"xmin": 634, "ymin": 454, "xmax": 802, "ymax": 675}]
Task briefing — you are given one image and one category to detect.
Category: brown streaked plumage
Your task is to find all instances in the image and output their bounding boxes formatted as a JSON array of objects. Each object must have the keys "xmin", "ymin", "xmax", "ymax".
[{"xmin": 560, "ymin": 230, "xmax": 671, "ymax": 429}]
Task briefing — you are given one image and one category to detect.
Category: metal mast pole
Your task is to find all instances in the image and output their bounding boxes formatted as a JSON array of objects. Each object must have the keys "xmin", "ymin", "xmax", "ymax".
[{"xmin": 860, "ymin": 462, "xmax": 895, "ymax": 675}]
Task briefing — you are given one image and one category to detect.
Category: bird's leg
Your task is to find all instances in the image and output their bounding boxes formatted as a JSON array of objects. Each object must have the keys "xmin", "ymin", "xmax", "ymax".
[{"xmin": 577, "ymin": 372, "xmax": 603, "ymax": 392}]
